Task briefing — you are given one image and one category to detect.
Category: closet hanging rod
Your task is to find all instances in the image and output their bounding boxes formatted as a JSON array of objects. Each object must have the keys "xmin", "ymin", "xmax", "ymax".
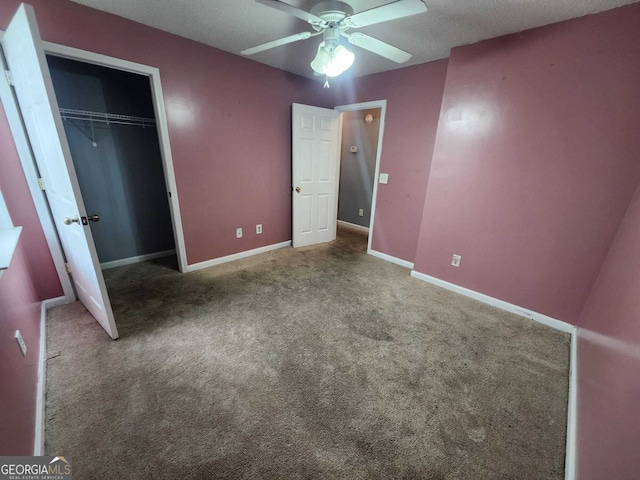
[{"xmin": 59, "ymin": 108, "xmax": 156, "ymax": 128}]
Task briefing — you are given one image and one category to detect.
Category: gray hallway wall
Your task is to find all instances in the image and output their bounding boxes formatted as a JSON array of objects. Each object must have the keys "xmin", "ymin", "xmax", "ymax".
[
  {"xmin": 47, "ymin": 56, "xmax": 175, "ymax": 265},
  {"xmin": 338, "ymin": 108, "xmax": 381, "ymax": 228}
]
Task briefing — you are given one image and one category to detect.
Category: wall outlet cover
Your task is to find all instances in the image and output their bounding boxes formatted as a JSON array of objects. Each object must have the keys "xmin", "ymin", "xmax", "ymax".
[
  {"xmin": 379, "ymin": 173, "xmax": 389, "ymax": 184},
  {"xmin": 256, "ymin": 224, "xmax": 262, "ymax": 234},
  {"xmin": 236, "ymin": 228, "xmax": 243, "ymax": 238},
  {"xmin": 451, "ymin": 254, "xmax": 462, "ymax": 267}
]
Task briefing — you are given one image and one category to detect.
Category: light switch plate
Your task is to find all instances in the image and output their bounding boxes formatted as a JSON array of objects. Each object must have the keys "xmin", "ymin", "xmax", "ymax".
[{"xmin": 379, "ymin": 173, "xmax": 389, "ymax": 184}]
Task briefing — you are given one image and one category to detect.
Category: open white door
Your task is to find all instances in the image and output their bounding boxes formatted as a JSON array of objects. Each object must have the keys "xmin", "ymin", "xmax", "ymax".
[
  {"xmin": 2, "ymin": 4, "xmax": 118, "ymax": 339},
  {"xmin": 292, "ymin": 103, "xmax": 341, "ymax": 247}
]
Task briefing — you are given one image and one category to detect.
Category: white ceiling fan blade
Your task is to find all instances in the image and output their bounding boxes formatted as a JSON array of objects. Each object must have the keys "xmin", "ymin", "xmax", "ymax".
[
  {"xmin": 256, "ymin": 0, "xmax": 326, "ymax": 25},
  {"xmin": 241, "ymin": 32, "xmax": 313, "ymax": 55},
  {"xmin": 344, "ymin": 0, "xmax": 427, "ymax": 28},
  {"xmin": 346, "ymin": 32, "xmax": 412, "ymax": 63}
]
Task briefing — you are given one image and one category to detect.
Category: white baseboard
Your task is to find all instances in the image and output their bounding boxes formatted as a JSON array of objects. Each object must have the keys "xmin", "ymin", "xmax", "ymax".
[
  {"xmin": 337, "ymin": 220, "xmax": 370, "ymax": 234},
  {"xmin": 42, "ymin": 296, "xmax": 70, "ymax": 310},
  {"xmin": 368, "ymin": 249, "xmax": 414, "ymax": 269},
  {"xmin": 100, "ymin": 249, "xmax": 176, "ymax": 270},
  {"xmin": 185, "ymin": 241, "xmax": 291, "ymax": 272},
  {"xmin": 565, "ymin": 328, "xmax": 578, "ymax": 480},
  {"xmin": 409, "ymin": 270, "xmax": 574, "ymax": 333},
  {"xmin": 34, "ymin": 296, "xmax": 67, "ymax": 456}
]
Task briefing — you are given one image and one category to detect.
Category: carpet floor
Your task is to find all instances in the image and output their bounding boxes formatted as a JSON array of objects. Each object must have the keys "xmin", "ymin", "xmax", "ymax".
[{"xmin": 45, "ymin": 228, "xmax": 569, "ymax": 479}]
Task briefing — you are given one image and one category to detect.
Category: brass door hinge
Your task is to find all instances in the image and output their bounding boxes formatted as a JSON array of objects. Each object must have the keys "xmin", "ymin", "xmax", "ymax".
[
  {"xmin": 37, "ymin": 177, "xmax": 45, "ymax": 191},
  {"xmin": 64, "ymin": 263, "xmax": 71, "ymax": 274}
]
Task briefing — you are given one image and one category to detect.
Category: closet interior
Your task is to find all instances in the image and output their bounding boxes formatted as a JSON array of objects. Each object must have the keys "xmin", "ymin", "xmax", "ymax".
[{"xmin": 46, "ymin": 55, "xmax": 175, "ymax": 269}]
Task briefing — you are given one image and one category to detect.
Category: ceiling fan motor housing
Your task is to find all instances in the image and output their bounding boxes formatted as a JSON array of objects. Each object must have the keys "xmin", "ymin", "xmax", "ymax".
[
  {"xmin": 310, "ymin": 1, "xmax": 354, "ymax": 51},
  {"xmin": 310, "ymin": 1, "xmax": 354, "ymax": 24}
]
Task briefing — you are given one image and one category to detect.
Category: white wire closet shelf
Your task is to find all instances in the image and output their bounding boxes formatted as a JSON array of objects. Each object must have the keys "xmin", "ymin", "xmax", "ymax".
[{"xmin": 59, "ymin": 108, "xmax": 156, "ymax": 128}]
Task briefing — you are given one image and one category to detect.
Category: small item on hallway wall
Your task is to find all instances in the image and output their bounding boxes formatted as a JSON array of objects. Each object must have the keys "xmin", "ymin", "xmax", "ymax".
[
  {"xmin": 379, "ymin": 173, "xmax": 389, "ymax": 184},
  {"xmin": 364, "ymin": 113, "xmax": 374, "ymax": 124},
  {"xmin": 350, "ymin": 146, "xmax": 358, "ymax": 153}
]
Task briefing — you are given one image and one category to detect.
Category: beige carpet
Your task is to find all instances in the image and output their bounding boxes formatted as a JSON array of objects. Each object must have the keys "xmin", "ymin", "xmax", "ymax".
[
  {"xmin": 45, "ymin": 229, "xmax": 569, "ymax": 479},
  {"xmin": 332, "ymin": 222, "xmax": 368, "ymax": 254}
]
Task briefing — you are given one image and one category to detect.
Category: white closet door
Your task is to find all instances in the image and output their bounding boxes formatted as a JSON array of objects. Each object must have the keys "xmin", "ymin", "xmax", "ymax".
[{"xmin": 2, "ymin": 4, "xmax": 118, "ymax": 339}]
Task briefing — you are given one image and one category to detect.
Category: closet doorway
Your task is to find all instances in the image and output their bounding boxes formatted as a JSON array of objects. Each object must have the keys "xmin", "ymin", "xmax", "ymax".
[
  {"xmin": 46, "ymin": 55, "xmax": 177, "ymax": 270},
  {"xmin": 334, "ymin": 101, "xmax": 386, "ymax": 255}
]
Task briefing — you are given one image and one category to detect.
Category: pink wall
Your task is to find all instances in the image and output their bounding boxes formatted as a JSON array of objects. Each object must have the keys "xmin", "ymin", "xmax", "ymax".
[
  {"xmin": 330, "ymin": 61, "xmax": 449, "ymax": 262},
  {"xmin": 0, "ymin": 0, "xmax": 330, "ymax": 265},
  {"xmin": 0, "ymin": 244, "xmax": 43, "ymax": 455},
  {"xmin": 0, "ymin": 99, "xmax": 62, "ymax": 453},
  {"xmin": 413, "ymin": 3, "xmax": 640, "ymax": 324},
  {"xmin": 576, "ymin": 182, "xmax": 640, "ymax": 479}
]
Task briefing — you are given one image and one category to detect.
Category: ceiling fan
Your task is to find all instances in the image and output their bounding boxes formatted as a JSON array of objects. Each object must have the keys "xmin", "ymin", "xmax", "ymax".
[{"xmin": 241, "ymin": 0, "xmax": 428, "ymax": 82}]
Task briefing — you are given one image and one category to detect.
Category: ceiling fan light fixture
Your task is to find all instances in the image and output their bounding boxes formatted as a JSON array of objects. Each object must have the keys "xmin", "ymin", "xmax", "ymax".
[
  {"xmin": 310, "ymin": 42, "xmax": 331, "ymax": 74},
  {"xmin": 326, "ymin": 44, "xmax": 355, "ymax": 77},
  {"xmin": 310, "ymin": 42, "xmax": 355, "ymax": 77}
]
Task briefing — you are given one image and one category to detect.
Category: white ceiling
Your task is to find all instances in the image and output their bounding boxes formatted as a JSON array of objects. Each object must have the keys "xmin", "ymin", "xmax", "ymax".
[{"xmin": 69, "ymin": 0, "xmax": 638, "ymax": 80}]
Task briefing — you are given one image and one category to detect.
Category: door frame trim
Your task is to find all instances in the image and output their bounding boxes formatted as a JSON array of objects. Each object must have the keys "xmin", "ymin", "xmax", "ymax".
[
  {"xmin": 334, "ymin": 100, "xmax": 387, "ymax": 255},
  {"xmin": 42, "ymin": 41, "xmax": 188, "ymax": 273}
]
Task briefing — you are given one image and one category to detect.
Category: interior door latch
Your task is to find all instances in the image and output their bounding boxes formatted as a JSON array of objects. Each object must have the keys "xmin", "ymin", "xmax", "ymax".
[{"xmin": 80, "ymin": 214, "xmax": 100, "ymax": 225}]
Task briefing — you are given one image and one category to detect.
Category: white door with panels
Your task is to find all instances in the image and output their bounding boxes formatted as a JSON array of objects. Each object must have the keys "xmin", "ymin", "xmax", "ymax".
[
  {"xmin": 2, "ymin": 4, "xmax": 118, "ymax": 338},
  {"xmin": 292, "ymin": 103, "xmax": 341, "ymax": 247}
]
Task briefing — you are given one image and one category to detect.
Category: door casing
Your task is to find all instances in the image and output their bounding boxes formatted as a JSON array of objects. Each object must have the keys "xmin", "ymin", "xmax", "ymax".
[{"xmin": 334, "ymin": 100, "xmax": 387, "ymax": 255}]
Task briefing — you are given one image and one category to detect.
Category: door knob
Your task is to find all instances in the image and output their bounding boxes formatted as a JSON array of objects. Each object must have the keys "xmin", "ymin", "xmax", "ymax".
[
  {"xmin": 295, "ymin": 186, "xmax": 301, "ymax": 193},
  {"xmin": 63, "ymin": 216, "xmax": 80, "ymax": 225},
  {"xmin": 87, "ymin": 214, "xmax": 100, "ymax": 222}
]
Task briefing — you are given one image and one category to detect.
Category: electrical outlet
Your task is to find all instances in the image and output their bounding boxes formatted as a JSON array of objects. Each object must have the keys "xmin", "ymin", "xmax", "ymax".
[
  {"xmin": 236, "ymin": 228, "xmax": 243, "ymax": 238},
  {"xmin": 451, "ymin": 254, "xmax": 462, "ymax": 267},
  {"xmin": 379, "ymin": 173, "xmax": 389, "ymax": 184},
  {"xmin": 256, "ymin": 224, "xmax": 262, "ymax": 234},
  {"xmin": 14, "ymin": 330, "xmax": 27, "ymax": 357},
  {"xmin": 358, "ymin": 209, "xmax": 364, "ymax": 217}
]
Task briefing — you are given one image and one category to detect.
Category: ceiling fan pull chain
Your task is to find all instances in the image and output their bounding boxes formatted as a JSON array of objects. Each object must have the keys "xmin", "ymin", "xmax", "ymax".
[{"xmin": 324, "ymin": 76, "xmax": 330, "ymax": 88}]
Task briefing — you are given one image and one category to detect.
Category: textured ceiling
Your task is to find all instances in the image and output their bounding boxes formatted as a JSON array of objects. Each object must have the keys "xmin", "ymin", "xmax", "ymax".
[{"xmin": 69, "ymin": 0, "xmax": 638, "ymax": 79}]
